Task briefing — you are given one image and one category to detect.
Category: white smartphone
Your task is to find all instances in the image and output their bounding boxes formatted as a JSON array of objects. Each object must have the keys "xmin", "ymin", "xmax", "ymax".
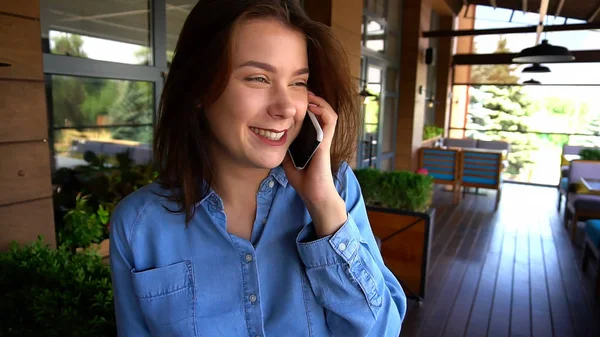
[{"xmin": 288, "ymin": 111, "xmax": 323, "ymax": 170}]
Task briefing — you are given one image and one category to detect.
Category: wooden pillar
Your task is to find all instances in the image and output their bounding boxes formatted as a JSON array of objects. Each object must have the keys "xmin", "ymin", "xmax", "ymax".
[
  {"xmin": 449, "ymin": 5, "xmax": 475, "ymax": 139},
  {"xmin": 434, "ymin": 15, "xmax": 455, "ymax": 135},
  {"xmin": 0, "ymin": 0, "xmax": 56, "ymax": 250},
  {"xmin": 394, "ymin": 0, "xmax": 433, "ymax": 171}
]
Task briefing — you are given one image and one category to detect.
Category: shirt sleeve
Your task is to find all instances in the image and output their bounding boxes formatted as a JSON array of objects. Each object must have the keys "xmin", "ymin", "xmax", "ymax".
[
  {"xmin": 109, "ymin": 200, "xmax": 152, "ymax": 337},
  {"xmin": 296, "ymin": 163, "xmax": 407, "ymax": 337}
]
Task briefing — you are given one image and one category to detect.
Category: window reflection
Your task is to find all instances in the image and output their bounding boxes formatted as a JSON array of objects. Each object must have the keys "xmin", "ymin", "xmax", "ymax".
[
  {"xmin": 166, "ymin": 1, "xmax": 197, "ymax": 64},
  {"xmin": 47, "ymin": 75, "xmax": 154, "ymax": 170},
  {"xmin": 54, "ymin": 127, "xmax": 153, "ymax": 169},
  {"xmin": 40, "ymin": 0, "xmax": 151, "ymax": 65}
]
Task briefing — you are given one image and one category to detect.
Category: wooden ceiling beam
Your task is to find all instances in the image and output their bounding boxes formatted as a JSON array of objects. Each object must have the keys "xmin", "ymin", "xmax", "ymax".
[
  {"xmin": 535, "ymin": 0, "xmax": 549, "ymax": 44},
  {"xmin": 423, "ymin": 21, "xmax": 600, "ymax": 37},
  {"xmin": 453, "ymin": 50, "xmax": 600, "ymax": 65},
  {"xmin": 554, "ymin": 0, "xmax": 565, "ymax": 18},
  {"xmin": 589, "ymin": 3, "xmax": 600, "ymax": 22}
]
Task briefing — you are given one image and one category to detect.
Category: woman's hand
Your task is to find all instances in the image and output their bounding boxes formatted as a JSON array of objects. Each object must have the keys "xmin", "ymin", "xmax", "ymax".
[{"xmin": 283, "ymin": 92, "xmax": 347, "ymax": 238}]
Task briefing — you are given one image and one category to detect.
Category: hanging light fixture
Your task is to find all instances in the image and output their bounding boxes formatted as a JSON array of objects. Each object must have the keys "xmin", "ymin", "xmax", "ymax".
[
  {"xmin": 523, "ymin": 79, "xmax": 541, "ymax": 85},
  {"xmin": 522, "ymin": 63, "xmax": 550, "ymax": 73},
  {"xmin": 356, "ymin": 78, "xmax": 378, "ymax": 104},
  {"xmin": 513, "ymin": 39, "xmax": 575, "ymax": 63}
]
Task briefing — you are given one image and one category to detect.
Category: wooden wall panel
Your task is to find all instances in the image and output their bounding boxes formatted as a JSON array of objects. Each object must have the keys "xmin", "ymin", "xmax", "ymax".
[
  {"xmin": 0, "ymin": 0, "xmax": 40, "ymax": 19},
  {"xmin": 0, "ymin": 198, "xmax": 56, "ymax": 250},
  {"xmin": 0, "ymin": 81, "xmax": 48, "ymax": 142},
  {"xmin": 0, "ymin": 142, "xmax": 53, "ymax": 206},
  {"xmin": 0, "ymin": 13, "xmax": 43, "ymax": 81}
]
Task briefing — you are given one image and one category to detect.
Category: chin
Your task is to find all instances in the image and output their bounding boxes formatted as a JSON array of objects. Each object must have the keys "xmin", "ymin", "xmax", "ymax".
[{"xmin": 252, "ymin": 153, "xmax": 287, "ymax": 169}]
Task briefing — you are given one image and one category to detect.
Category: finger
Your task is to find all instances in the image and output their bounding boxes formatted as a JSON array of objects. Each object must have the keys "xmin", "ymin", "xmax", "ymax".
[
  {"xmin": 308, "ymin": 103, "xmax": 337, "ymax": 128},
  {"xmin": 308, "ymin": 93, "xmax": 333, "ymax": 111}
]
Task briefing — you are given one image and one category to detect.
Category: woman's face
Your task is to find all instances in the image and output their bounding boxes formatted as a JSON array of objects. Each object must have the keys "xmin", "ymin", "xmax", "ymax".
[{"xmin": 205, "ymin": 18, "xmax": 309, "ymax": 170}]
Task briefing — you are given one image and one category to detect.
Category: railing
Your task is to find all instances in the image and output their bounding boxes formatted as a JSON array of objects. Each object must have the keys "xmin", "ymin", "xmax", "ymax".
[{"xmin": 448, "ymin": 127, "xmax": 600, "ymax": 186}]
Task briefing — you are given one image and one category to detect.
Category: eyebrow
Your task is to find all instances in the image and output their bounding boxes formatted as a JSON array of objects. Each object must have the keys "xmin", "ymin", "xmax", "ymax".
[{"xmin": 238, "ymin": 60, "xmax": 309, "ymax": 76}]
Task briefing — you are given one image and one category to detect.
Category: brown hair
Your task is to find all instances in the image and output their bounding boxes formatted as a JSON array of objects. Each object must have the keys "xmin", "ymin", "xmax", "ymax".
[{"xmin": 154, "ymin": 0, "xmax": 359, "ymax": 223}]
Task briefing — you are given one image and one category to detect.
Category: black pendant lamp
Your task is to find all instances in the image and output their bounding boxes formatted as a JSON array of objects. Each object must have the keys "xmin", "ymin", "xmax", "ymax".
[
  {"xmin": 523, "ymin": 79, "xmax": 541, "ymax": 85},
  {"xmin": 522, "ymin": 63, "xmax": 550, "ymax": 73},
  {"xmin": 513, "ymin": 39, "xmax": 575, "ymax": 63}
]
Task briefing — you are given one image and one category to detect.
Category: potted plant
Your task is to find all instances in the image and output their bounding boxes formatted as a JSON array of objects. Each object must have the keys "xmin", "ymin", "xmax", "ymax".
[
  {"xmin": 422, "ymin": 124, "xmax": 444, "ymax": 147},
  {"xmin": 354, "ymin": 168, "xmax": 435, "ymax": 302},
  {"xmin": 579, "ymin": 148, "xmax": 600, "ymax": 161}
]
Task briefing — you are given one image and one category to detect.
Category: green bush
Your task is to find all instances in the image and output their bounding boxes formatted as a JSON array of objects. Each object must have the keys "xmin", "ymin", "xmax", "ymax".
[
  {"xmin": 52, "ymin": 150, "xmax": 157, "ymax": 246},
  {"xmin": 0, "ymin": 237, "xmax": 116, "ymax": 337},
  {"xmin": 59, "ymin": 193, "xmax": 110, "ymax": 252},
  {"xmin": 423, "ymin": 124, "xmax": 443, "ymax": 140},
  {"xmin": 579, "ymin": 148, "xmax": 600, "ymax": 161},
  {"xmin": 354, "ymin": 168, "xmax": 434, "ymax": 212}
]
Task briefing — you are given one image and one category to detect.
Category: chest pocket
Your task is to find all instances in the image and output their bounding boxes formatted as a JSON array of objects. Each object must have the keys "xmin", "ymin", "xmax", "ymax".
[{"xmin": 131, "ymin": 260, "xmax": 197, "ymax": 337}]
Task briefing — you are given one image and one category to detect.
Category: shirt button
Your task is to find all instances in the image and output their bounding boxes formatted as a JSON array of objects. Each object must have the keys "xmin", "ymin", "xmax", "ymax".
[
  {"xmin": 245, "ymin": 254, "xmax": 253, "ymax": 262},
  {"xmin": 249, "ymin": 294, "xmax": 257, "ymax": 303},
  {"xmin": 268, "ymin": 180, "xmax": 275, "ymax": 188},
  {"xmin": 339, "ymin": 242, "xmax": 347, "ymax": 251}
]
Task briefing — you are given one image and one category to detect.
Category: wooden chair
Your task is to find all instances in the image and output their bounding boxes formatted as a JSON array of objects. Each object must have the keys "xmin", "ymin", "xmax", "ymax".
[
  {"xmin": 458, "ymin": 149, "xmax": 503, "ymax": 210},
  {"xmin": 563, "ymin": 160, "xmax": 600, "ymax": 242},
  {"xmin": 582, "ymin": 219, "xmax": 600, "ymax": 299},
  {"xmin": 419, "ymin": 148, "xmax": 460, "ymax": 204}
]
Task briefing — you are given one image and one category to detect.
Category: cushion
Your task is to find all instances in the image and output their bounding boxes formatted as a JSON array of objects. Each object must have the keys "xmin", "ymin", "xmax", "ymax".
[
  {"xmin": 462, "ymin": 176, "xmax": 497, "ymax": 186},
  {"xmin": 567, "ymin": 193, "xmax": 600, "ymax": 212},
  {"xmin": 560, "ymin": 177, "xmax": 568, "ymax": 192},
  {"xmin": 585, "ymin": 219, "xmax": 600, "ymax": 248}
]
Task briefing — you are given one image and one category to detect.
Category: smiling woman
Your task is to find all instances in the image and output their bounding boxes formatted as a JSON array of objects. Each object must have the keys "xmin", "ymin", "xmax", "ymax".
[{"xmin": 109, "ymin": 1, "xmax": 407, "ymax": 336}]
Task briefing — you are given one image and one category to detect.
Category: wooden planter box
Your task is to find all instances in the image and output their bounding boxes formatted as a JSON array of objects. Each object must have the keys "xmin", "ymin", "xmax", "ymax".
[
  {"xmin": 421, "ymin": 135, "xmax": 442, "ymax": 148},
  {"xmin": 366, "ymin": 206, "xmax": 435, "ymax": 302}
]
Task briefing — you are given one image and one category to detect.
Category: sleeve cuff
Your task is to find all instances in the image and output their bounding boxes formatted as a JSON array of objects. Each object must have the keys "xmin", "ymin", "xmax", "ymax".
[{"xmin": 296, "ymin": 214, "xmax": 363, "ymax": 268}]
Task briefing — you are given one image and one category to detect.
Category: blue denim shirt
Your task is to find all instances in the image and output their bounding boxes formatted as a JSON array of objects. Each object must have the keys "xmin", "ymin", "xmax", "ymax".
[{"xmin": 109, "ymin": 163, "xmax": 407, "ymax": 336}]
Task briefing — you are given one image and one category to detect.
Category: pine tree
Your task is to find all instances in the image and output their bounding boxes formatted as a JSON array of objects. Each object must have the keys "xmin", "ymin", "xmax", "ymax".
[
  {"xmin": 110, "ymin": 81, "xmax": 153, "ymax": 144},
  {"xmin": 466, "ymin": 37, "xmax": 537, "ymax": 178}
]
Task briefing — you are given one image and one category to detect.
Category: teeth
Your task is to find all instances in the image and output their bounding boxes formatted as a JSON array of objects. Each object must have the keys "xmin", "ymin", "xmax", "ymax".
[{"xmin": 250, "ymin": 127, "xmax": 285, "ymax": 141}]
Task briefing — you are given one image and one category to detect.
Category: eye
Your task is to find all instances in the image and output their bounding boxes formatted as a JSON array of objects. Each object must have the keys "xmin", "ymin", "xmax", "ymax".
[
  {"xmin": 292, "ymin": 82, "xmax": 308, "ymax": 87},
  {"xmin": 246, "ymin": 76, "xmax": 269, "ymax": 84}
]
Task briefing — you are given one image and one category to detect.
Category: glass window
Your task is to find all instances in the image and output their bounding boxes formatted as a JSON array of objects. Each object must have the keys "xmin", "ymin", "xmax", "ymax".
[
  {"xmin": 47, "ymin": 75, "xmax": 154, "ymax": 169},
  {"xmin": 40, "ymin": 0, "xmax": 151, "ymax": 65},
  {"xmin": 365, "ymin": 18, "xmax": 385, "ymax": 52},
  {"xmin": 450, "ymin": 84, "xmax": 600, "ymax": 185},
  {"xmin": 53, "ymin": 127, "xmax": 153, "ymax": 169},
  {"xmin": 166, "ymin": 0, "xmax": 197, "ymax": 64},
  {"xmin": 49, "ymin": 76, "xmax": 153, "ymax": 129}
]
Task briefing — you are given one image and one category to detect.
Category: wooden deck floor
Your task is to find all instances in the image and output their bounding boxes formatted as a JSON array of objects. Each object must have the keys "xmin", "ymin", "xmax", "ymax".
[{"xmin": 400, "ymin": 183, "xmax": 600, "ymax": 337}]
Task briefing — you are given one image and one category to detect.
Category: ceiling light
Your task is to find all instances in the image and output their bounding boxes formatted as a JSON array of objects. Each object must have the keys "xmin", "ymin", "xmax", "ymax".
[
  {"xmin": 513, "ymin": 39, "xmax": 575, "ymax": 63},
  {"xmin": 522, "ymin": 63, "xmax": 550, "ymax": 73},
  {"xmin": 523, "ymin": 79, "xmax": 541, "ymax": 85}
]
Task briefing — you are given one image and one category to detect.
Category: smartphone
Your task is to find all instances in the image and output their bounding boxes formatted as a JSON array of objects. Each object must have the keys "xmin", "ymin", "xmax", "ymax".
[{"xmin": 288, "ymin": 111, "xmax": 323, "ymax": 170}]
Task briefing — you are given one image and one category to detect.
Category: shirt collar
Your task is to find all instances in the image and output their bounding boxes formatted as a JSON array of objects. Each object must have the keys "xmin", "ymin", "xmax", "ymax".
[
  {"xmin": 270, "ymin": 165, "xmax": 288, "ymax": 187},
  {"xmin": 196, "ymin": 166, "xmax": 288, "ymax": 207}
]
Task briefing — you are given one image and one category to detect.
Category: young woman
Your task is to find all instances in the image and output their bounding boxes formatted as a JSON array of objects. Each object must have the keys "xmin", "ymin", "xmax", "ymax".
[{"xmin": 109, "ymin": 0, "xmax": 407, "ymax": 336}]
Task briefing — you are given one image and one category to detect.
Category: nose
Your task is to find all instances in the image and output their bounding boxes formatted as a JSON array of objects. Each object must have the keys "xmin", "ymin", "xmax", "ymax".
[{"xmin": 267, "ymin": 86, "xmax": 296, "ymax": 119}]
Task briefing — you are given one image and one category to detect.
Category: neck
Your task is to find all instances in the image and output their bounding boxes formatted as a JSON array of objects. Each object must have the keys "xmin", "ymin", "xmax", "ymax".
[{"xmin": 208, "ymin": 149, "xmax": 270, "ymax": 206}]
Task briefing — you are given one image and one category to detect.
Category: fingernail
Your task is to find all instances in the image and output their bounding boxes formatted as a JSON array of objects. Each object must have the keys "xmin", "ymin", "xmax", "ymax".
[
  {"xmin": 308, "ymin": 91, "xmax": 315, "ymax": 96},
  {"xmin": 308, "ymin": 103, "xmax": 318, "ymax": 107}
]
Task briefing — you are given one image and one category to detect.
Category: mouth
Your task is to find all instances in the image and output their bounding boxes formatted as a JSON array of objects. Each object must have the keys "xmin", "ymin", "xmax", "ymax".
[{"xmin": 249, "ymin": 127, "xmax": 287, "ymax": 141}]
